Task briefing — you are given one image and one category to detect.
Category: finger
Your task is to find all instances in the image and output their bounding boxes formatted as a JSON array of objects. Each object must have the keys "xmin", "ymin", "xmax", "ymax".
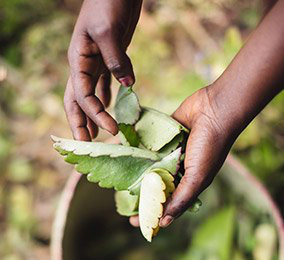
[
  {"xmin": 129, "ymin": 215, "xmax": 139, "ymax": 227},
  {"xmin": 74, "ymin": 85, "xmax": 118, "ymax": 135},
  {"xmin": 93, "ymin": 29, "xmax": 135, "ymax": 87},
  {"xmin": 64, "ymin": 78, "xmax": 91, "ymax": 141},
  {"xmin": 160, "ymin": 120, "xmax": 229, "ymax": 227},
  {"xmin": 96, "ymin": 72, "xmax": 111, "ymax": 107},
  {"xmin": 87, "ymin": 117, "xmax": 98, "ymax": 139},
  {"xmin": 68, "ymin": 35, "xmax": 118, "ymax": 135}
]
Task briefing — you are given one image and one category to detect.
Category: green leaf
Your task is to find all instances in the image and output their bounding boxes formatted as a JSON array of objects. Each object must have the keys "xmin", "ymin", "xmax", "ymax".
[
  {"xmin": 158, "ymin": 132, "xmax": 185, "ymax": 156},
  {"xmin": 52, "ymin": 136, "xmax": 182, "ymax": 195},
  {"xmin": 52, "ymin": 135, "xmax": 159, "ymax": 160},
  {"xmin": 188, "ymin": 198, "xmax": 202, "ymax": 213},
  {"xmin": 135, "ymin": 108, "xmax": 188, "ymax": 151},
  {"xmin": 67, "ymin": 153, "xmax": 154, "ymax": 191},
  {"xmin": 114, "ymin": 85, "xmax": 141, "ymax": 125},
  {"xmin": 115, "ymin": 190, "xmax": 138, "ymax": 216},
  {"xmin": 150, "ymin": 148, "xmax": 182, "ymax": 175},
  {"xmin": 52, "ymin": 136, "xmax": 160, "ymax": 191},
  {"xmin": 114, "ymin": 86, "xmax": 188, "ymax": 153},
  {"xmin": 128, "ymin": 148, "xmax": 181, "ymax": 194},
  {"xmin": 183, "ymin": 207, "xmax": 235, "ymax": 260},
  {"xmin": 115, "ymin": 169, "xmax": 175, "ymax": 221},
  {"xmin": 118, "ymin": 123, "xmax": 140, "ymax": 147}
]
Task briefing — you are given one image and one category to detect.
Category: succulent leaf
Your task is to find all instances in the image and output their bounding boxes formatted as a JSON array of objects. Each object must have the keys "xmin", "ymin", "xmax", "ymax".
[
  {"xmin": 114, "ymin": 86, "xmax": 141, "ymax": 125},
  {"xmin": 135, "ymin": 108, "xmax": 188, "ymax": 152},
  {"xmin": 139, "ymin": 172, "xmax": 166, "ymax": 242},
  {"xmin": 115, "ymin": 190, "xmax": 138, "ymax": 216}
]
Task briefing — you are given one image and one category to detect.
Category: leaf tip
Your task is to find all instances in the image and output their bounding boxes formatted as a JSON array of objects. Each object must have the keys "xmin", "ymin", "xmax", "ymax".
[
  {"xmin": 139, "ymin": 172, "xmax": 167, "ymax": 242},
  {"xmin": 50, "ymin": 135, "xmax": 60, "ymax": 143}
]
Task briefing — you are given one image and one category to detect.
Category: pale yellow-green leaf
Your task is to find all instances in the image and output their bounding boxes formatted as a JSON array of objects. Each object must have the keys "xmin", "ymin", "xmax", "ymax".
[
  {"xmin": 135, "ymin": 107, "xmax": 188, "ymax": 151},
  {"xmin": 153, "ymin": 168, "xmax": 175, "ymax": 198},
  {"xmin": 139, "ymin": 172, "xmax": 166, "ymax": 242}
]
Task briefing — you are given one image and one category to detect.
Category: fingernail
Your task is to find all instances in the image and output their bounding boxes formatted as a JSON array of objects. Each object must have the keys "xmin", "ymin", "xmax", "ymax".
[
  {"xmin": 160, "ymin": 215, "xmax": 174, "ymax": 228},
  {"xmin": 119, "ymin": 76, "xmax": 133, "ymax": 87}
]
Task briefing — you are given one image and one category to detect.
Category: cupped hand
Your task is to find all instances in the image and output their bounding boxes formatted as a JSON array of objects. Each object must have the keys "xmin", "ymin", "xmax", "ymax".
[
  {"xmin": 130, "ymin": 86, "xmax": 240, "ymax": 228},
  {"xmin": 64, "ymin": 0, "xmax": 142, "ymax": 141},
  {"xmin": 129, "ymin": 0, "xmax": 284, "ymax": 227}
]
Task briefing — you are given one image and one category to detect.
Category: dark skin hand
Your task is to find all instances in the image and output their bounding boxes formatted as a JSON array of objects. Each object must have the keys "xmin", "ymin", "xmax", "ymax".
[
  {"xmin": 130, "ymin": 0, "xmax": 284, "ymax": 228},
  {"xmin": 65, "ymin": 0, "xmax": 284, "ymax": 228},
  {"xmin": 64, "ymin": 0, "xmax": 142, "ymax": 141}
]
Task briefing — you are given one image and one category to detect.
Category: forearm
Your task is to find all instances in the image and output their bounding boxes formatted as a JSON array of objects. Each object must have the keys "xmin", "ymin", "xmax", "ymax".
[
  {"xmin": 160, "ymin": 0, "xmax": 284, "ymax": 226},
  {"xmin": 210, "ymin": 0, "xmax": 284, "ymax": 136}
]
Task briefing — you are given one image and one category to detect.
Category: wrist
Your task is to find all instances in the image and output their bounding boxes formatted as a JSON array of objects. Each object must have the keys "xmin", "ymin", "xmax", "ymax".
[{"xmin": 206, "ymin": 82, "xmax": 249, "ymax": 140}]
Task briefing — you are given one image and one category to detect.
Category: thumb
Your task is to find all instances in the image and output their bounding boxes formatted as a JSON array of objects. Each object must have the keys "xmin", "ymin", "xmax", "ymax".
[
  {"xmin": 160, "ymin": 110, "xmax": 230, "ymax": 227},
  {"xmin": 95, "ymin": 30, "xmax": 135, "ymax": 87}
]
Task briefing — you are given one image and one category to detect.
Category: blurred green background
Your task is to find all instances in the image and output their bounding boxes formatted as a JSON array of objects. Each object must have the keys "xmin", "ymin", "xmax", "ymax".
[{"xmin": 0, "ymin": 0, "xmax": 283, "ymax": 259}]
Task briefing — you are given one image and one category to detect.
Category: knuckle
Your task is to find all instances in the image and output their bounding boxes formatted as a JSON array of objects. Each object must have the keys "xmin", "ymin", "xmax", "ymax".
[
  {"xmin": 74, "ymin": 92, "xmax": 85, "ymax": 104},
  {"xmin": 89, "ymin": 23, "xmax": 115, "ymax": 39},
  {"xmin": 107, "ymin": 60, "xmax": 124, "ymax": 74},
  {"xmin": 106, "ymin": 56, "xmax": 131, "ymax": 75}
]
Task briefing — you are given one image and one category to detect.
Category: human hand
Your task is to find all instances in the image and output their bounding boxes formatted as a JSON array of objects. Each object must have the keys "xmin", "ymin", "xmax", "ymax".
[
  {"xmin": 130, "ymin": 0, "xmax": 284, "ymax": 227},
  {"xmin": 129, "ymin": 86, "xmax": 242, "ymax": 228},
  {"xmin": 64, "ymin": 0, "xmax": 142, "ymax": 141}
]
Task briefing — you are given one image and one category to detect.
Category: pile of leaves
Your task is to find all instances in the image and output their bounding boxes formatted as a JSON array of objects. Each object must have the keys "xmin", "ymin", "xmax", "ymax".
[{"xmin": 52, "ymin": 86, "xmax": 202, "ymax": 242}]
